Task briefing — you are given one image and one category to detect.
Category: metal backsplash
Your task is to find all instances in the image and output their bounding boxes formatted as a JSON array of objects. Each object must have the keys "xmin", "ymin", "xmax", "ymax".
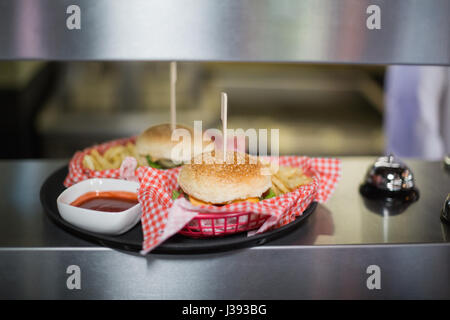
[{"xmin": 0, "ymin": 0, "xmax": 448, "ymax": 64}]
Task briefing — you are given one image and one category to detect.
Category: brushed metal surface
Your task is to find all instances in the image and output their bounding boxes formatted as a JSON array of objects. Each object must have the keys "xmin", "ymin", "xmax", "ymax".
[
  {"xmin": 0, "ymin": 0, "xmax": 448, "ymax": 64},
  {"xmin": 0, "ymin": 160, "xmax": 93, "ymax": 247},
  {"xmin": 0, "ymin": 158, "xmax": 449, "ymax": 248},
  {"xmin": 0, "ymin": 159, "xmax": 449, "ymax": 299},
  {"xmin": 269, "ymin": 158, "xmax": 450, "ymax": 246},
  {"xmin": 0, "ymin": 245, "xmax": 449, "ymax": 299}
]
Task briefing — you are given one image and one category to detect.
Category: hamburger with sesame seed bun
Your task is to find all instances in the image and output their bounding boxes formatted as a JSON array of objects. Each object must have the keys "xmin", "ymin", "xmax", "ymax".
[
  {"xmin": 136, "ymin": 123, "xmax": 212, "ymax": 169},
  {"xmin": 177, "ymin": 151, "xmax": 274, "ymax": 206}
]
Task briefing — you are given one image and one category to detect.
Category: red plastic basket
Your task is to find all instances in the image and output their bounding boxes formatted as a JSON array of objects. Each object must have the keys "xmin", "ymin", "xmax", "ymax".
[
  {"xmin": 179, "ymin": 211, "xmax": 271, "ymax": 238},
  {"xmin": 64, "ymin": 137, "xmax": 137, "ymax": 187}
]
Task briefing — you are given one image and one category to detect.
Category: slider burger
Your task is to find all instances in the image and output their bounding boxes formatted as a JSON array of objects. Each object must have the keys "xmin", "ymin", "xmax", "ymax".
[
  {"xmin": 136, "ymin": 123, "xmax": 210, "ymax": 169},
  {"xmin": 177, "ymin": 151, "xmax": 276, "ymax": 206}
]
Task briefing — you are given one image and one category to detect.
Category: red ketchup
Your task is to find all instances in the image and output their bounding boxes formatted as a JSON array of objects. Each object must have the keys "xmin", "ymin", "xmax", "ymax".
[{"xmin": 71, "ymin": 191, "xmax": 138, "ymax": 212}]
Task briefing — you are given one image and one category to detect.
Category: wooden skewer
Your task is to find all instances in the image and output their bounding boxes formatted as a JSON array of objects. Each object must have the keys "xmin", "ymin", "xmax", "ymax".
[
  {"xmin": 221, "ymin": 92, "xmax": 228, "ymax": 162},
  {"xmin": 170, "ymin": 61, "xmax": 177, "ymax": 132}
]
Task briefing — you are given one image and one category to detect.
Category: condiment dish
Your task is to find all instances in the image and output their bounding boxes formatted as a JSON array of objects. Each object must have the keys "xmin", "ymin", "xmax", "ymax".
[{"xmin": 57, "ymin": 178, "xmax": 141, "ymax": 235}]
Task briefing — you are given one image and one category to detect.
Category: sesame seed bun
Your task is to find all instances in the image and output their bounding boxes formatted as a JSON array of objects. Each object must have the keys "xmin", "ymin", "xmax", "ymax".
[{"xmin": 178, "ymin": 151, "xmax": 272, "ymax": 204}]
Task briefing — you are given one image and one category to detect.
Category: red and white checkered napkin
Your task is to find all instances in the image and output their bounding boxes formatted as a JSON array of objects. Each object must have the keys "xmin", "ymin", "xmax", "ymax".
[
  {"xmin": 64, "ymin": 137, "xmax": 136, "ymax": 187},
  {"xmin": 136, "ymin": 156, "xmax": 341, "ymax": 254}
]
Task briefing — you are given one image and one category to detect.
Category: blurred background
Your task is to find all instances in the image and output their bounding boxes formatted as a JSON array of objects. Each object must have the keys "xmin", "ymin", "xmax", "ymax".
[{"xmin": 0, "ymin": 61, "xmax": 385, "ymax": 159}]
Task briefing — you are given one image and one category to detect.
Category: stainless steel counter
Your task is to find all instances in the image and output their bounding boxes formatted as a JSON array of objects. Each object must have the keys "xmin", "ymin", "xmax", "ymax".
[{"xmin": 0, "ymin": 159, "xmax": 449, "ymax": 299}]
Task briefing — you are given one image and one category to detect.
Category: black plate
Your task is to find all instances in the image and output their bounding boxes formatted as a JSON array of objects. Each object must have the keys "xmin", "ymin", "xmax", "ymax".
[{"xmin": 40, "ymin": 166, "xmax": 317, "ymax": 254}]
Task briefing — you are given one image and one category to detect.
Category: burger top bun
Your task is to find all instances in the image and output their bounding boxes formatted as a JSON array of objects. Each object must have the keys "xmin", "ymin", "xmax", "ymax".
[
  {"xmin": 136, "ymin": 123, "xmax": 200, "ymax": 163},
  {"xmin": 178, "ymin": 151, "xmax": 272, "ymax": 204}
]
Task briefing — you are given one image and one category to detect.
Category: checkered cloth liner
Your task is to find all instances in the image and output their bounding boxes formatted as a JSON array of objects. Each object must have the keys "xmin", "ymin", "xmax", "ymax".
[
  {"xmin": 64, "ymin": 138, "xmax": 341, "ymax": 255},
  {"xmin": 64, "ymin": 137, "xmax": 136, "ymax": 187},
  {"xmin": 137, "ymin": 156, "xmax": 341, "ymax": 254}
]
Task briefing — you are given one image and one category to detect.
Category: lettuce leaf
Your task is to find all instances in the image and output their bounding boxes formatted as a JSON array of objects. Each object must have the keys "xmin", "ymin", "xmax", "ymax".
[
  {"xmin": 263, "ymin": 188, "xmax": 276, "ymax": 200},
  {"xmin": 172, "ymin": 190, "xmax": 181, "ymax": 200},
  {"xmin": 146, "ymin": 155, "xmax": 162, "ymax": 169}
]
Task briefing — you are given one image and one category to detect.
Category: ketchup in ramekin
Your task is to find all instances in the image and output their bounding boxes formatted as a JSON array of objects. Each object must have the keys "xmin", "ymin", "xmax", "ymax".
[{"xmin": 70, "ymin": 191, "xmax": 138, "ymax": 212}]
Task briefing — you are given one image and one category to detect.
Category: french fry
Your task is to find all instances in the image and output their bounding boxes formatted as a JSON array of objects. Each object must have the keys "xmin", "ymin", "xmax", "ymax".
[
  {"xmin": 82, "ymin": 155, "xmax": 96, "ymax": 170},
  {"xmin": 287, "ymin": 176, "xmax": 312, "ymax": 190},
  {"xmin": 125, "ymin": 142, "xmax": 135, "ymax": 154},
  {"xmin": 272, "ymin": 175, "xmax": 290, "ymax": 194},
  {"xmin": 102, "ymin": 147, "xmax": 114, "ymax": 161},
  {"xmin": 125, "ymin": 143, "xmax": 140, "ymax": 164},
  {"xmin": 90, "ymin": 149, "xmax": 112, "ymax": 169},
  {"xmin": 111, "ymin": 146, "xmax": 125, "ymax": 159},
  {"xmin": 279, "ymin": 166, "xmax": 296, "ymax": 179},
  {"xmin": 271, "ymin": 183, "xmax": 281, "ymax": 196},
  {"xmin": 110, "ymin": 155, "xmax": 122, "ymax": 168},
  {"xmin": 84, "ymin": 154, "xmax": 102, "ymax": 171},
  {"xmin": 82, "ymin": 143, "xmax": 140, "ymax": 171},
  {"xmin": 270, "ymin": 165, "xmax": 313, "ymax": 195}
]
